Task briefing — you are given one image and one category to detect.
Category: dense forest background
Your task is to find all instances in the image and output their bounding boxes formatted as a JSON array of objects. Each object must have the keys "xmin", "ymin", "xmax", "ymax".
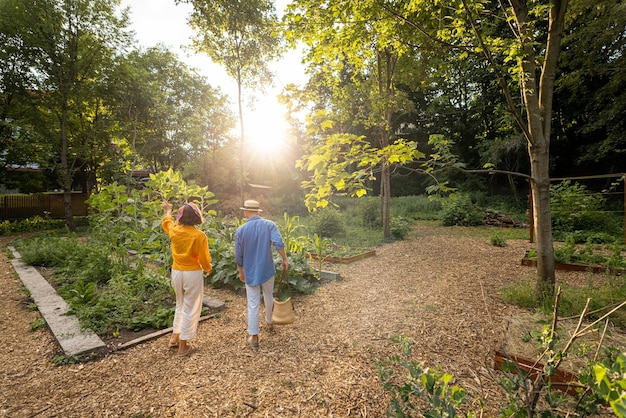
[{"xmin": 1, "ymin": 0, "xmax": 624, "ymax": 217}]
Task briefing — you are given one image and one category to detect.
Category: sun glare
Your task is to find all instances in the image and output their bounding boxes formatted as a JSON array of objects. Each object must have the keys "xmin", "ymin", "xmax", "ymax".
[{"xmin": 245, "ymin": 98, "xmax": 290, "ymax": 157}]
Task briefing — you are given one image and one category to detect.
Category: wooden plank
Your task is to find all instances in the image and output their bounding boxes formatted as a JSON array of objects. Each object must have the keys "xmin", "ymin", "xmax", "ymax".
[{"xmin": 493, "ymin": 349, "xmax": 581, "ymax": 396}]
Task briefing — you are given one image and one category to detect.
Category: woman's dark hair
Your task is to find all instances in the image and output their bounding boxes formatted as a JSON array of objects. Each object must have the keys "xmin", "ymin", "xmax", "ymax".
[{"xmin": 177, "ymin": 202, "xmax": 203, "ymax": 226}]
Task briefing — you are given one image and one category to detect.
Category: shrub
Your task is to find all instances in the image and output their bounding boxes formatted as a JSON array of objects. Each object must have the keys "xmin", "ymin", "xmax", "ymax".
[
  {"xmin": 0, "ymin": 216, "xmax": 70, "ymax": 236},
  {"xmin": 357, "ymin": 198, "xmax": 381, "ymax": 228},
  {"xmin": 439, "ymin": 194, "xmax": 484, "ymax": 226},
  {"xmin": 551, "ymin": 180, "xmax": 621, "ymax": 239},
  {"xmin": 310, "ymin": 208, "xmax": 345, "ymax": 238},
  {"xmin": 490, "ymin": 232, "xmax": 507, "ymax": 247},
  {"xmin": 390, "ymin": 216, "xmax": 412, "ymax": 240}
]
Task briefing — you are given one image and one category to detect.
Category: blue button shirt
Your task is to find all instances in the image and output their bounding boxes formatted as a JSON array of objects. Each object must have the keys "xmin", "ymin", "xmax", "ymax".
[{"xmin": 234, "ymin": 216, "xmax": 286, "ymax": 286}]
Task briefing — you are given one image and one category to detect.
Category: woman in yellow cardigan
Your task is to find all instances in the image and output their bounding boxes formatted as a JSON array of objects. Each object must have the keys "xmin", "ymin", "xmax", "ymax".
[{"xmin": 161, "ymin": 201, "xmax": 212, "ymax": 357}]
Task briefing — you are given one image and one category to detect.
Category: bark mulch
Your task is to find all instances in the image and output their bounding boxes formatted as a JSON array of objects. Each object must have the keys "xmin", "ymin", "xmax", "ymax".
[{"xmin": 0, "ymin": 223, "xmax": 619, "ymax": 417}]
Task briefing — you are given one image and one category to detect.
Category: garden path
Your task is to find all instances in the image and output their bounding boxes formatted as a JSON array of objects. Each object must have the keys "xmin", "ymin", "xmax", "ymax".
[{"xmin": 0, "ymin": 223, "xmax": 607, "ymax": 417}]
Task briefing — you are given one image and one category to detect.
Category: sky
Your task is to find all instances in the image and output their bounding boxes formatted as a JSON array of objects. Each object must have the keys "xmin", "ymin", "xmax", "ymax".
[{"xmin": 119, "ymin": 0, "xmax": 306, "ymax": 149}]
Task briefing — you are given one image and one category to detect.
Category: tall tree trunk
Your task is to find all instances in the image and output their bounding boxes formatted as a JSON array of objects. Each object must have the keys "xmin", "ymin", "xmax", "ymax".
[
  {"xmin": 381, "ymin": 159, "xmax": 391, "ymax": 239},
  {"xmin": 237, "ymin": 71, "xmax": 245, "ymax": 202},
  {"xmin": 378, "ymin": 49, "xmax": 395, "ymax": 240},
  {"xmin": 60, "ymin": 104, "xmax": 76, "ymax": 232},
  {"xmin": 506, "ymin": 0, "xmax": 567, "ymax": 300},
  {"xmin": 529, "ymin": 141, "xmax": 555, "ymax": 299}
]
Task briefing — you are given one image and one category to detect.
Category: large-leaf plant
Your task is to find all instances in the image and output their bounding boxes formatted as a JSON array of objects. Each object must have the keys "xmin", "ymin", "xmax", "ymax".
[{"xmin": 88, "ymin": 169, "xmax": 318, "ymax": 293}]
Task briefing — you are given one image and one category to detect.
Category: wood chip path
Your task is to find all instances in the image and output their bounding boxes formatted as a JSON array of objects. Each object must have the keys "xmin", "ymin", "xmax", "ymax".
[{"xmin": 0, "ymin": 223, "xmax": 615, "ymax": 417}]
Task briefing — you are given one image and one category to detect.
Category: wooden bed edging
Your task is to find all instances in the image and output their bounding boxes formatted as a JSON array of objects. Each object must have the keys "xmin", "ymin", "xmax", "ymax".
[
  {"xmin": 493, "ymin": 349, "xmax": 581, "ymax": 396},
  {"xmin": 307, "ymin": 250, "xmax": 376, "ymax": 264},
  {"xmin": 521, "ymin": 256, "xmax": 625, "ymax": 275}
]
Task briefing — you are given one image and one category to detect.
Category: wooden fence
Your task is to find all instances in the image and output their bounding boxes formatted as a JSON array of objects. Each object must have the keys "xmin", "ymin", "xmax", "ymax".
[{"xmin": 0, "ymin": 193, "xmax": 89, "ymax": 220}]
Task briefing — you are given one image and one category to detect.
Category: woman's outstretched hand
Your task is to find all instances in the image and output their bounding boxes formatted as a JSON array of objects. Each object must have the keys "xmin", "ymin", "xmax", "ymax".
[{"xmin": 162, "ymin": 200, "xmax": 172, "ymax": 215}]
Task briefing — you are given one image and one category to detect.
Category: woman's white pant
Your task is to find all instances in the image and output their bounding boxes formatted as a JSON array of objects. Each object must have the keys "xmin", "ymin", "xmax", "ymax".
[
  {"xmin": 245, "ymin": 276, "xmax": 275, "ymax": 335},
  {"xmin": 171, "ymin": 269, "xmax": 204, "ymax": 341}
]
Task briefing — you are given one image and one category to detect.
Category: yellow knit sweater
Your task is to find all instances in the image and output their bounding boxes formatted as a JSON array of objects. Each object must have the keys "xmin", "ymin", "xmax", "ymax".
[{"xmin": 161, "ymin": 216, "xmax": 212, "ymax": 273}]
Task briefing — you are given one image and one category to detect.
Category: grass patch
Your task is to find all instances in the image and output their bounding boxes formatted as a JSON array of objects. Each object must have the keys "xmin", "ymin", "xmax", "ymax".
[
  {"xmin": 502, "ymin": 276, "xmax": 626, "ymax": 328},
  {"xmin": 30, "ymin": 317, "xmax": 46, "ymax": 331}
]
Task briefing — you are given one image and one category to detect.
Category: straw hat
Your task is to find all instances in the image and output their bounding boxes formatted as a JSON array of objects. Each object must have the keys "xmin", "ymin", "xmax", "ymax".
[{"xmin": 240, "ymin": 199, "xmax": 263, "ymax": 212}]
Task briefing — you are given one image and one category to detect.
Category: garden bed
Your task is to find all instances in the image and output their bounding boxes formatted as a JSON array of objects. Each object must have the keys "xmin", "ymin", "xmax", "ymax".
[
  {"xmin": 521, "ymin": 251, "xmax": 626, "ymax": 275},
  {"xmin": 307, "ymin": 249, "xmax": 376, "ymax": 264},
  {"xmin": 495, "ymin": 313, "xmax": 626, "ymax": 396}
]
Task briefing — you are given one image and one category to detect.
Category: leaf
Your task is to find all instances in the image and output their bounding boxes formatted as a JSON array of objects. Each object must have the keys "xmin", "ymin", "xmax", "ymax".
[{"xmin": 334, "ymin": 178, "xmax": 346, "ymax": 190}]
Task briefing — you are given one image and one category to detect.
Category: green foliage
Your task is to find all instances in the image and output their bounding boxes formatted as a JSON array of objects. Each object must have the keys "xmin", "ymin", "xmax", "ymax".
[
  {"xmin": 357, "ymin": 198, "xmax": 382, "ymax": 228},
  {"xmin": 296, "ymin": 131, "xmax": 424, "ymax": 211},
  {"xmin": 310, "ymin": 208, "xmax": 345, "ymax": 238},
  {"xmin": 14, "ymin": 234, "xmax": 174, "ymax": 334},
  {"xmin": 87, "ymin": 169, "xmax": 218, "ymax": 258},
  {"xmin": 13, "ymin": 170, "xmax": 227, "ymax": 335},
  {"xmin": 440, "ymin": 195, "xmax": 484, "ymax": 227},
  {"xmin": 275, "ymin": 215, "xmax": 322, "ymax": 293},
  {"xmin": 202, "ymin": 216, "xmax": 242, "ymax": 290},
  {"xmin": 590, "ymin": 352, "xmax": 626, "ymax": 416},
  {"xmin": 203, "ymin": 213, "xmax": 319, "ymax": 294},
  {"xmin": 378, "ymin": 314, "xmax": 626, "ymax": 416},
  {"xmin": 497, "ymin": 309, "xmax": 626, "ymax": 417},
  {"xmin": 30, "ymin": 317, "xmax": 46, "ymax": 331},
  {"xmin": 551, "ymin": 181, "xmax": 621, "ymax": 240},
  {"xmin": 390, "ymin": 216, "xmax": 412, "ymax": 240},
  {"xmin": 0, "ymin": 216, "xmax": 73, "ymax": 236},
  {"xmin": 306, "ymin": 233, "xmax": 332, "ymax": 272},
  {"xmin": 391, "ymin": 196, "xmax": 443, "ymax": 221},
  {"xmin": 16, "ymin": 235, "xmax": 87, "ymax": 267},
  {"xmin": 501, "ymin": 278, "xmax": 539, "ymax": 309},
  {"xmin": 278, "ymin": 213, "xmax": 306, "ymax": 255},
  {"xmin": 377, "ymin": 336, "xmax": 471, "ymax": 417},
  {"xmin": 549, "ymin": 235, "xmax": 626, "ymax": 270},
  {"xmin": 51, "ymin": 354, "xmax": 84, "ymax": 366},
  {"xmin": 502, "ymin": 275, "xmax": 626, "ymax": 328},
  {"xmin": 276, "ymin": 253, "xmax": 317, "ymax": 297},
  {"xmin": 490, "ymin": 232, "xmax": 507, "ymax": 247},
  {"xmin": 129, "ymin": 307, "xmax": 175, "ymax": 331}
]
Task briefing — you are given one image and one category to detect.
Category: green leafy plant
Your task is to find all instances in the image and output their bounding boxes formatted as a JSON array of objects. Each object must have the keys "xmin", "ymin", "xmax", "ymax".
[
  {"xmin": 307, "ymin": 233, "xmax": 331, "ymax": 272},
  {"xmin": 30, "ymin": 317, "xmax": 46, "ymax": 331},
  {"xmin": 278, "ymin": 213, "xmax": 306, "ymax": 254},
  {"xmin": 52, "ymin": 354, "xmax": 83, "ymax": 366},
  {"xmin": 310, "ymin": 208, "xmax": 345, "ymax": 238},
  {"xmin": 0, "ymin": 216, "xmax": 72, "ymax": 236},
  {"xmin": 590, "ymin": 352, "xmax": 626, "ymax": 416},
  {"xmin": 440, "ymin": 194, "xmax": 483, "ymax": 227},
  {"xmin": 356, "ymin": 197, "xmax": 381, "ymax": 228},
  {"xmin": 379, "ymin": 295, "xmax": 626, "ymax": 417},
  {"xmin": 532, "ymin": 235, "xmax": 626, "ymax": 271},
  {"xmin": 14, "ymin": 233, "xmax": 174, "ymax": 334},
  {"xmin": 390, "ymin": 216, "xmax": 412, "ymax": 240},
  {"xmin": 377, "ymin": 336, "xmax": 471, "ymax": 417},
  {"xmin": 550, "ymin": 180, "xmax": 621, "ymax": 241},
  {"xmin": 129, "ymin": 307, "xmax": 175, "ymax": 331},
  {"xmin": 490, "ymin": 232, "xmax": 507, "ymax": 247}
]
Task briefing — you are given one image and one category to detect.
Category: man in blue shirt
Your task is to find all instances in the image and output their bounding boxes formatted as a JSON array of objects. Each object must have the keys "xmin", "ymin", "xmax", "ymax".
[{"xmin": 235, "ymin": 200, "xmax": 289, "ymax": 350}]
